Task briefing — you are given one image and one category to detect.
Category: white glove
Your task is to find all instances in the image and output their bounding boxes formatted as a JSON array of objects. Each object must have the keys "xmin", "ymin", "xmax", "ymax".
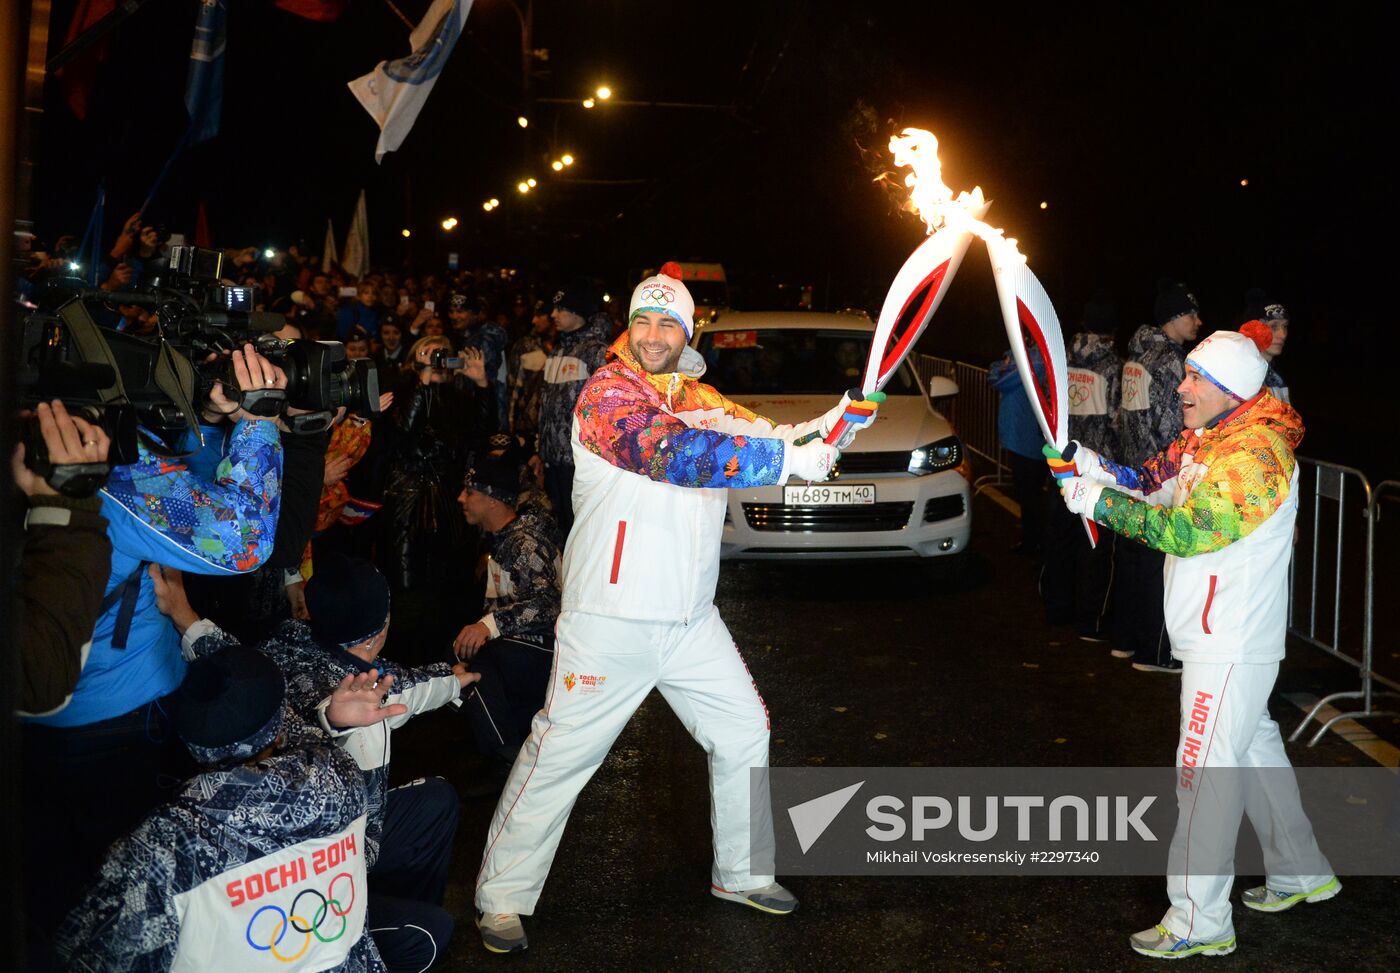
[
  {"xmin": 817, "ymin": 389, "xmax": 884, "ymax": 449},
  {"xmin": 1065, "ymin": 440, "xmax": 1110, "ymax": 482},
  {"xmin": 784, "ymin": 441, "xmax": 839, "ymax": 482},
  {"xmin": 1060, "ymin": 476, "xmax": 1105, "ymax": 517}
]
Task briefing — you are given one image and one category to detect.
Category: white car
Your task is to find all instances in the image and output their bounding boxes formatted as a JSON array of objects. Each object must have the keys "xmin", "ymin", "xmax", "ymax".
[{"xmin": 695, "ymin": 311, "xmax": 972, "ymax": 559}]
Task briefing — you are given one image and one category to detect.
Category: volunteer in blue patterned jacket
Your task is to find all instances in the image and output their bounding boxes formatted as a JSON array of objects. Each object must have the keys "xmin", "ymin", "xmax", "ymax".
[
  {"xmin": 472, "ymin": 274, "xmax": 879, "ymax": 955},
  {"xmin": 537, "ymin": 277, "xmax": 611, "ymax": 534},
  {"xmin": 21, "ymin": 345, "xmax": 286, "ymax": 955},
  {"xmin": 152, "ymin": 557, "xmax": 475, "ymax": 972},
  {"xmin": 57, "ymin": 645, "xmax": 407, "ymax": 972}
]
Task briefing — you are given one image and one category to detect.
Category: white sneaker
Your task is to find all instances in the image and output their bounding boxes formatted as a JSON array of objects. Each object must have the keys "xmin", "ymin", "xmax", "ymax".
[
  {"xmin": 711, "ymin": 881, "xmax": 798, "ymax": 915},
  {"xmin": 476, "ymin": 911, "xmax": 527, "ymax": 953},
  {"xmin": 1129, "ymin": 923, "xmax": 1236, "ymax": 959},
  {"xmin": 1242, "ymin": 876, "xmax": 1341, "ymax": 912}
]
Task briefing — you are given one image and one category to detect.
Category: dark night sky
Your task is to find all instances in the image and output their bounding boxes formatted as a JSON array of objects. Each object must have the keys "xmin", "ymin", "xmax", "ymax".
[{"xmin": 32, "ymin": 0, "xmax": 1397, "ymax": 473}]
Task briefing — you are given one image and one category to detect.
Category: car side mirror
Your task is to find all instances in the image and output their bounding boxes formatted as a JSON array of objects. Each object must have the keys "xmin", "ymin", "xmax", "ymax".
[{"xmin": 929, "ymin": 375, "xmax": 959, "ymax": 398}]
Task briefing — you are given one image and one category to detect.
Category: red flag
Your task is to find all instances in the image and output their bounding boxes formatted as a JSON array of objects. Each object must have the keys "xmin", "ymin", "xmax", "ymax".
[
  {"xmin": 194, "ymin": 200, "xmax": 212, "ymax": 248},
  {"xmin": 273, "ymin": 0, "xmax": 347, "ymax": 22},
  {"xmin": 57, "ymin": 0, "xmax": 117, "ymax": 120}
]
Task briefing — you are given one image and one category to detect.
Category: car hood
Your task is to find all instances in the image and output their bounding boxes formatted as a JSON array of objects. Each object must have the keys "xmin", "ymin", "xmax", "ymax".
[{"xmin": 727, "ymin": 394, "xmax": 954, "ymax": 451}]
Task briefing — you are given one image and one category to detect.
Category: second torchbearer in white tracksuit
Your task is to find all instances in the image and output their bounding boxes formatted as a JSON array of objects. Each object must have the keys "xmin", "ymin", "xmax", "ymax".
[
  {"xmin": 1053, "ymin": 331, "xmax": 1338, "ymax": 961},
  {"xmin": 472, "ymin": 275, "xmax": 878, "ymax": 954}
]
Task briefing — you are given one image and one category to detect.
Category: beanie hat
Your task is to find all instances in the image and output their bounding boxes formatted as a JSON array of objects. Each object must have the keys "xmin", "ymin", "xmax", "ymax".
[
  {"xmin": 171, "ymin": 645, "xmax": 287, "ymax": 766},
  {"xmin": 629, "ymin": 273, "xmax": 695, "ymax": 338},
  {"xmin": 1081, "ymin": 293, "xmax": 1118, "ymax": 334},
  {"xmin": 1263, "ymin": 302, "xmax": 1289, "ymax": 322},
  {"xmin": 463, "ymin": 452, "xmax": 522, "ymax": 507},
  {"xmin": 305, "ymin": 554, "xmax": 391, "ymax": 649},
  {"xmin": 1239, "ymin": 319, "xmax": 1273, "ymax": 353},
  {"xmin": 1154, "ymin": 280, "xmax": 1199, "ymax": 326},
  {"xmin": 1186, "ymin": 330, "xmax": 1268, "ymax": 400},
  {"xmin": 553, "ymin": 276, "xmax": 600, "ymax": 318}
]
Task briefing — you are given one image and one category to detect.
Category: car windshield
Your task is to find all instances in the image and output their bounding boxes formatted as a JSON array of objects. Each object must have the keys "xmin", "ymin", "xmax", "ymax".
[{"xmin": 697, "ymin": 328, "xmax": 920, "ymax": 396}]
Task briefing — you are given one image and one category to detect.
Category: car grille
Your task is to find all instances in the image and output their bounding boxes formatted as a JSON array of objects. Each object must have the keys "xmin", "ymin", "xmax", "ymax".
[
  {"xmin": 743, "ymin": 501, "xmax": 915, "ymax": 533},
  {"xmin": 832, "ymin": 451, "xmax": 910, "ymax": 475},
  {"xmin": 923, "ymin": 495, "xmax": 966, "ymax": 523}
]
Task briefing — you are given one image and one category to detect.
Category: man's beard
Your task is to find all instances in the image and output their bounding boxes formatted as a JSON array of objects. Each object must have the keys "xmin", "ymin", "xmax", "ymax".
[{"xmin": 630, "ymin": 337, "xmax": 684, "ymax": 375}]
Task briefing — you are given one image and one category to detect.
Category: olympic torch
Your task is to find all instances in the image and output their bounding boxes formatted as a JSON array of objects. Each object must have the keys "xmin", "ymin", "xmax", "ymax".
[
  {"xmin": 987, "ymin": 242, "xmax": 1099, "ymax": 545},
  {"xmin": 803, "ymin": 129, "xmax": 988, "ymax": 447}
]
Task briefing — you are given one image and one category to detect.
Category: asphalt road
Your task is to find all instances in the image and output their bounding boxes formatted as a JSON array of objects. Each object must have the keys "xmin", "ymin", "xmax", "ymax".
[{"xmin": 391, "ymin": 493, "xmax": 1400, "ymax": 972}]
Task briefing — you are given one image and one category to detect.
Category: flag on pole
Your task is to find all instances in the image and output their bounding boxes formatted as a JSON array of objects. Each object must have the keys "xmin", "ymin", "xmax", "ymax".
[
  {"xmin": 322, "ymin": 218, "xmax": 338, "ymax": 273},
  {"xmin": 77, "ymin": 183, "xmax": 107, "ymax": 286},
  {"xmin": 347, "ymin": 0, "xmax": 473, "ymax": 163},
  {"xmin": 185, "ymin": 0, "xmax": 228, "ymax": 145},
  {"xmin": 57, "ymin": 0, "xmax": 118, "ymax": 120},
  {"xmin": 341, "ymin": 192, "xmax": 369, "ymax": 279},
  {"xmin": 273, "ymin": 0, "xmax": 346, "ymax": 22}
]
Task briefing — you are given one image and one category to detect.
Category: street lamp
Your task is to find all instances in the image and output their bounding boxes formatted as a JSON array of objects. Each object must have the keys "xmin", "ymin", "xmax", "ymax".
[
  {"xmin": 517, "ymin": 115, "xmax": 529, "ymax": 128},
  {"xmin": 526, "ymin": 178, "xmax": 537, "ymax": 187},
  {"xmin": 401, "ymin": 228, "xmax": 411, "ymax": 238},
  {"xmin": 442, "ymin": 217, "xmax": 458, "ymax": 230},
  {"xmin": 595, "ymin": 85, "xmax": 612, "ymax": 100},
  {"xmin": 517, "ymin": 182, "xmax": 530, "ymax": 194},
  {"xmin": 489, "ymin": 198, "xmax": 500, "ymax": 207},
  {"xmin": 582, "ymin": 97, "xmax": 595, "ymax": 109},
  {"xmin": 483, "ymin": 202, "xmax": 493, "ymax": 212},
  {"xmin": 552, "ymin": 160, "xmax": 563, "ymax": 171},
  {"xmin": 561, "ymin": 153, "xmax": 574, "ymax": 166}
]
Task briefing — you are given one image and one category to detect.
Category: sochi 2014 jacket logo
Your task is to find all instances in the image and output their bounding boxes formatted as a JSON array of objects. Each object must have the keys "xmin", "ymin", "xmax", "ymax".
[{"xmin": 244, "ymin": 871, "xmax": 357, "ymax": 960}]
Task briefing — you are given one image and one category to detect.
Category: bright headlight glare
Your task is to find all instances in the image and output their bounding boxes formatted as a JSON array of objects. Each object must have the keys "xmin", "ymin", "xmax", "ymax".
[{"xmin": 909, "ymin": 436, "xmax": 961, "ymax": 474}]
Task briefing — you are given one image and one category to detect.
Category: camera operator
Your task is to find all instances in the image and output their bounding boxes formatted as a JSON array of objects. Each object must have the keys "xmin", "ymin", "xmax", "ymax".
[
  {"xmin": 13, "ymin": 401, "xmax": 113, "ymax": 716},
  {"xmin": 20, "ymin": 345, "xmax": 288, "ymax": 958}
]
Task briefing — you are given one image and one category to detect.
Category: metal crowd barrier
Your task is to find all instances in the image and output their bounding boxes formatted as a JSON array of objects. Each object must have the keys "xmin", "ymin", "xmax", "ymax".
[
  {"xmin": 911, "ymin": 354, "xmax": 1008, "ymax": 488},
  {"xmin": 1288, "ymin": 460, "xmax": 1400, "ymax": 745}
]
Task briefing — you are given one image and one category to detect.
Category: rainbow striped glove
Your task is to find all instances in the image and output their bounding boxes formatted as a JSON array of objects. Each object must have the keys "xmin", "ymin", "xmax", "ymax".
[{"xmin": 819, "ymin": 389, "xmax": 887, "ymax": 449}]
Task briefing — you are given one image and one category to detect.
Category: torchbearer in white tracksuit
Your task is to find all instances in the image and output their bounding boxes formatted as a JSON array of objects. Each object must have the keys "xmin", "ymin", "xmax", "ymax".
[
  {"xmin": 472, "ymin": 274, "xmax": 883, "ymax": 954},
  {"xmin": 1050, "ymin": 330, "xmax": 1338, "ymax": 960}
]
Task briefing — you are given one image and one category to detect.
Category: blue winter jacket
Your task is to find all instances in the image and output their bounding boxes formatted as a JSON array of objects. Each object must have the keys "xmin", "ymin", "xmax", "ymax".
[{"xmin": 24, "ymin": 419, "xmax": 283, "ymax": 727}]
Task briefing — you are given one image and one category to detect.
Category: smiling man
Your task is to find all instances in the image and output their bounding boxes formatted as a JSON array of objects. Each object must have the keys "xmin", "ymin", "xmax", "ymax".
[
  {"xmin": 471, "ymin": 274, "xmax": 875, "ymax": 954},
  {"xmin": 1049, "ymin": 330, "xmax": 1338, "ymax": 960}
]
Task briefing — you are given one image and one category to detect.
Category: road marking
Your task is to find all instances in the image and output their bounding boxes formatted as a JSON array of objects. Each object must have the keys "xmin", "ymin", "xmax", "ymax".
[
  {"xmin": 979, "ymin": 484, "xmax": 1021, "ymax": 518},
  {"xmin": 1284, "ymin": 693, "xmax": 1400, "ymax": 768}
]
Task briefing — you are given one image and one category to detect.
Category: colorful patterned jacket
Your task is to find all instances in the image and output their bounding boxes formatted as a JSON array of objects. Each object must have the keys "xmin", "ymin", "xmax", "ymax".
[
  {"xmin": 1119, "ymin": 324, "xmax": 1188, "ymax": 467},
  {"xmin": 1066, "ymin": 332, "xmax": 1123, "ymax": 462},
  {"xmin": 25, "ymin": 420, "xmax": 283, "ymax": 728},
  {"xmin": 182, "ymin": 618, "xmax": 460, "ymax": 858},
  {"xmin": 1088, "ymin": 392, "xmax": 1303, "ymax": 663},
  {"xmin": 538, "ymin": 312, "xmax": 612, "ymax": 467},
  {"xmin": 564, "ymin": 333, "xmax": 818, "ymax": 621},
  {"xmin": 56, "ymin": 713, "xmax": 385, "ymax": 972}
]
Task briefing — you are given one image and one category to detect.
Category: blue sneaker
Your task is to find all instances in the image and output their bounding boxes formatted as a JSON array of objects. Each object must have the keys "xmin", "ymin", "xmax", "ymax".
[{"xmin": 1129, "ymin": 924, "xmax": 1236, "ymax": 959}]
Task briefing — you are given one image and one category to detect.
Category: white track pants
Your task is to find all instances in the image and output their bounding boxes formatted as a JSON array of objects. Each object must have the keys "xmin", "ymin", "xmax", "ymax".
[
  {"xmin": 1162, "ymin": 661, "xmax": 1333, "ymax": 943},
  {"xmin": 474, "ymin": 606, "xmax": 774, "ymax": 915}
]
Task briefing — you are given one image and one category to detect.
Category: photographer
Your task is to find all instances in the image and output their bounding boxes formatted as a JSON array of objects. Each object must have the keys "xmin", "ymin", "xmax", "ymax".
[
  {"xmin": 13, "ymin": 401, "xmax": 113, "ymax": 716},
  {"xmin": 382, "ymin": 338, "xmax": 493, "ymax": 660},
  {"xmin": 20, "ymin": 344, "xmax": 287, "ymax": 954}
]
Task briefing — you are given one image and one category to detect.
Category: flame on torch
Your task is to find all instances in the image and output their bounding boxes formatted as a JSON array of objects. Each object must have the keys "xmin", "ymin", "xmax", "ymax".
[{"xmin": 885, "ymin": 128, "xmax": 1026, "ymax": 267}]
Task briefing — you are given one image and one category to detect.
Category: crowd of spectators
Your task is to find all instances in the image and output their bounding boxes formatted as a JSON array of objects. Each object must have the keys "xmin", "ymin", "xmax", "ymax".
[{"xmin": 12, "ymin": 214, "xmax": 621, "ymax": 971}]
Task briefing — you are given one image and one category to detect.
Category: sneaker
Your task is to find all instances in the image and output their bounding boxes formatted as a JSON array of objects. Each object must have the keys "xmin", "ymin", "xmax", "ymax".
[
  {"xmin": 1242, "ymin": 876, "xmax": 1341, "ymax": 913},
  {"xmin": 711, "ymin": 881, "xmax": 798, "ymax": 915},
  {"xmin": 1110, "ymin": 648, "xmax": 1135, "ymax": 659},
  {"xmin": 1133, "ymin": 660, "xmax": 1183, "ymax": 673},
  {"xmin": 477, "ymin": 912, "xmax": 527, "ymax": 953},
  {"xmin": 1129, "ymin": 924, "xmax": 1236, "ymax": 959}
]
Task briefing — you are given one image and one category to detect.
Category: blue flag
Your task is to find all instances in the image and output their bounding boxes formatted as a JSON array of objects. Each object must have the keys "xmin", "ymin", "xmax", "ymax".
[
  {"xmin": 78, "ymin": 182, "xmax": 106, "ymax": 286},
  {"xmin": 185, "ymin": 0, "xmax": 227, "ymax": 144}
]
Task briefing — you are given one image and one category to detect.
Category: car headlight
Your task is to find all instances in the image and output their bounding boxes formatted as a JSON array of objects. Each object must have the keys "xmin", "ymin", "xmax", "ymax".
[{"xmin": 908, "ymin": 436, "xmax": 961, "ymax": 474}]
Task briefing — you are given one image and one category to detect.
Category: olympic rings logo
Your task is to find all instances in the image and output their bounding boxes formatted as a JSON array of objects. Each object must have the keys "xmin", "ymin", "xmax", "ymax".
[
  {"xmin": 244, "ymin": 872, "xmax": 355, "ymax": 962},
  {"xmin": 644, "ymin": 286, "xmax": 675, "ymax": 305}
]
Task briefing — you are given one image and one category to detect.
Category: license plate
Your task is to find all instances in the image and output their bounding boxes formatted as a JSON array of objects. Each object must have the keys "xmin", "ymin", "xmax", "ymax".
[{"xmin": 783, "ymin": 483, "xmax": 876, "ymax": 505}]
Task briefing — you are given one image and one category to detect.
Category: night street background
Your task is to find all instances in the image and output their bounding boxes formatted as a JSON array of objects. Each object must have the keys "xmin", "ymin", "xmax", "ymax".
[{"xmin": 30, "ymin": 0, "xmax": 1400, "ymax": 478}]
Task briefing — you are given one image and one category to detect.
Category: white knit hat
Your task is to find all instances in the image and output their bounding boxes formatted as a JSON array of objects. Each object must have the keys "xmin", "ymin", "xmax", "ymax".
[
  {"xmin": 629, "ymin": 274, "xmax": 695, "ymax": 338},
  {"xmin": 1186, "ymin": 330, "xmax": 1268, "ymax": 399}
]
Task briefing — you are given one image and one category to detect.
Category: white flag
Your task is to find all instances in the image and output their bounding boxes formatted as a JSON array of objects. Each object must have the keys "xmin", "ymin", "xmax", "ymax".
[
  {"xmin": 322, "ymin": 217, "xmax": 338, "ymax": 273},
  {"xmin": 347, "ymin": 0, "xmax": 473, "ymax": 163},
  {"xmin": 342, "ymin": 191, "xmax": 369, "ymax": 279}
]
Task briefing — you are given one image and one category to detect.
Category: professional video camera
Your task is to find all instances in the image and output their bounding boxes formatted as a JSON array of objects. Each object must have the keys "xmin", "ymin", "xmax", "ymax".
[{"xmin": 18, "ymin": 245, "xmax": 380, "ymax": 479}]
